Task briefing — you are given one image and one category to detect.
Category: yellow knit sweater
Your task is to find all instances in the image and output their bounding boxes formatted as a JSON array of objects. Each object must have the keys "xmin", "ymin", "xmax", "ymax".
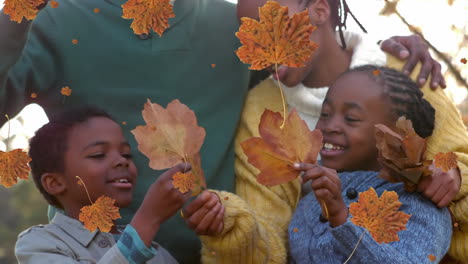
[{"xmin": 200, "ymin": 55, "xmax": 468, "ymax": 263}]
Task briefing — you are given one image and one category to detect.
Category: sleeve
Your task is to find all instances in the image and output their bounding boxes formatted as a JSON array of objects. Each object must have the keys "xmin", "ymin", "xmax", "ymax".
[
  {"xmin": 330, "ymin": 192, "xmax": 452, "ymax": 264},
  {"xmin": 116, "ymin": 225, "xmax": 158, "ymax": 264},
  {"xmin": 0, "ymin": 10, "xmax": 60, "ymax": 126},
  {"xmin": 15, "ymin": 228, "xmax": 129, "ymax": 264},
  {"xmin": 199, "ymin": 79, "xmax": 302, "ymax": 264},
  {"xmin": 386, "ymin": 54, "xmax": 468, "ymax": 262}
]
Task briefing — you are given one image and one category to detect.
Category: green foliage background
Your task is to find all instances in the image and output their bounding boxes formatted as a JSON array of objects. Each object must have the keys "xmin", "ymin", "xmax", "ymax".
[{"xmin": 0, "ymin": 180, "xmax": 48, "ymax": 264}]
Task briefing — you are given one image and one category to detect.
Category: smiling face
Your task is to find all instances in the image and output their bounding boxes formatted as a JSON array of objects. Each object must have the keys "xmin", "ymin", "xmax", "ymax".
[
  {"xmin": 59, "ymin": 117, "xmax": 137, "ymax": 215},
  {"xmin": 316, "ymin": 72, "xmax": 396, "ymax": 172}
]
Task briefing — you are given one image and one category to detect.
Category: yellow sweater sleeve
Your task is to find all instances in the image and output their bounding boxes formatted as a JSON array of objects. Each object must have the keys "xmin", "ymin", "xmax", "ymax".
[
  {"xmin": 200, "ymin": 79, "xmax": 301, "ymax": 264},
  {"xmin": 386, "ymin": 54, "xmax": 468, "ymax": 263}
]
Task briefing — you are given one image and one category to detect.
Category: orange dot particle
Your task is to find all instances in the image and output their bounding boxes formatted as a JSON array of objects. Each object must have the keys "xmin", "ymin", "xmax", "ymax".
[
  {"xmin": 461, "ymin": 58, "xmax": 467, "ymax": 64},
  {"xmin": 372, "ymin": 69, "xmax": 380, "ymax": 76},
  {"xmin": 72, "ymin": 39, "xmax": 78, "ymax": 45},
  {"xmin": 454, "ymin": 222, "xmax": 459, "ymax": 228},
  {"xmin": 211, "ymin": 251, "xmax": 216, "ymax": 255},
  {"xmin": 428, "ymin": 254, "xmax": 436, "ymax": 261},
  {"xmin": 49, "ymin": 0, "xmax": 59, "ymax": 8},
  {"xmin": 122, "ymin": 121, "xmax": 127, "ymax": 125},
  {"xmin": 224, "ymin": 196, "xmax": 229, "ymax": 200},
  {"xmin": 93, "ymin": 8, "xmax": 100, "ymax": 13},
  {"xmin": 211, "ymin": 64, "xmax": 216, "ymax": 68},
  {"xmin": 30, "ymin": 93, "xmax": 37, "ymax": 98},
  {"xmin": 293, "ymin": 228, "xmax": 298, "ymax": 232},
  {"xmin": 61, "ymin": 86, "xmax": 72, "ymax": 96}
]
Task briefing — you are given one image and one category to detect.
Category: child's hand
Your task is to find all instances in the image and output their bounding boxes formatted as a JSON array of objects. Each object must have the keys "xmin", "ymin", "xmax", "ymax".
[
  {"xmin": 417, "ymin": 167, "xmax": 461, "ymax": 208},
  {"xmin": 183, "ymin": 191, "xmax": 224, "ymax": 236},
  {"xmin": 130, "ymin": 163, "xmax": 192, "ymax": 246},
  {"xmin": 294, "ymin": 163, "xmax": 348, "ymax": 227}
]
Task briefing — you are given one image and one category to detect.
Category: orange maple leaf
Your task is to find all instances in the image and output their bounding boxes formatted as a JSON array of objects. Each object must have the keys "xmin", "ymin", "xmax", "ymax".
[
  {"xmin": 349, "ymin": 187, "xmax": 411, "ymax": 244},
  {"xmin": 61, "ymin": 86, "xmax": 72, "ymax": 96},
  {"xmin": 461, "ymin": 58, "xmax": 467, "ymax": 64},
  {"xmin": 93, "ymin": 8, "xmax": 100, "ymax": 13},
  {"xmin": 241, "ymin": 109, "xmax": 323, "ymax": 186},
  {"xmin": 121, "ymin": 0, "xmax": 175, "ymax": 36},
  {"xmin": 49, "ymin": 1, "xmax": 58, "ymax": 8},
  {"xmin": 372, "ymin": 69, "xmax": 380, "ymax": 76},
  {"xmin": 235, "ymin": 1, "xmax": 318, "ymax": 70},
  {"xmin": 375, "ymin": 116, "xmax": 431, "ymax": 191},
  {"xmin": 433, "ymin": 152, "xmax": 458, "ymax": 172},
  {"xmin": 131, "ymin": 99, "xmax": 206, "ymax": 195},
  {"xmin": 428, "ymin": 254, "xmax": 436, "ymax": 262},
  {"xmin": 172, "ymin": 171, "xmax": 195, "ymax": 194},
  {"xmin": 30, "ymin": 93, "xmax": 37, "ymax": 98},
  {"xmin": 3, "ymin": 0, "xmax": 44, "ymax": 23},
  {"xmin": 79, "ymin": 195, "xmax": 121, "ymax": 233},
  {"xmin": 0, "ymin": 149, "xmax": 31, "ymax": 188}
]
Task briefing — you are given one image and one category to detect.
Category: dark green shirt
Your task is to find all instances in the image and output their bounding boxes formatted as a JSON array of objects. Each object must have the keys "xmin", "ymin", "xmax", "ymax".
[{"xmin": 0, "ymin": 0, "xmax": 249, "ymax": 262}]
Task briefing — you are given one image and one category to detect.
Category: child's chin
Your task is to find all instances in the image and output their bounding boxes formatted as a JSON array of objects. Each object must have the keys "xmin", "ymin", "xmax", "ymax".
[{"xmin": 115, "ymin": 198, "xmax": 132, "ymax": 208}]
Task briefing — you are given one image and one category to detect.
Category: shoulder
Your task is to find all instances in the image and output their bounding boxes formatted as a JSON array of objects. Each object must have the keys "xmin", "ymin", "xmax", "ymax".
[{"xmin": 16, "ymin": 223, "xmax": 73, "ymax": 255}]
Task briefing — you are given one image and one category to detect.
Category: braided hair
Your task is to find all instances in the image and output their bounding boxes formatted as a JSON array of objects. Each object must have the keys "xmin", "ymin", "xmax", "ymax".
[
  {"xmin": 301, "ymin": 0, "xmax": 367, "ymax": 49},
  {"xmin": 29, "ymin": 106, "xmax": 115, "ymax": 209},
  {"xmin": 344, "ymin": 65, "xmax": 436, "ymax": 138}
]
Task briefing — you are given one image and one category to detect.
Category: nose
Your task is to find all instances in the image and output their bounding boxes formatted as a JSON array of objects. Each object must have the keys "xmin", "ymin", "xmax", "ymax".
[
  {"xmin": 114, "ymin": 155, "xmax": 129, "ymax": 168},
  {"xmin": 321, "ymin": 115, "xmax": 342, "ymax": 134}
]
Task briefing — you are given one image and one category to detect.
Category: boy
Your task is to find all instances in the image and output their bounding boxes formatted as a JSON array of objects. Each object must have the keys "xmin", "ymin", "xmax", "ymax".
[{"xmin": 15, "ymin": 106, "xmax": 224, "ymax": 263}]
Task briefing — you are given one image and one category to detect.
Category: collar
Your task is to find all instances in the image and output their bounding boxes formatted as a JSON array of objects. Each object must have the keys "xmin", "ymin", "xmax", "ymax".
[
  {"xmin": 51, "ymin": 212, "xmax": 100, "ymax": 248},
  {"xmin": 275, "ymin": 31, "xmax": 387, "ymax": 119}
]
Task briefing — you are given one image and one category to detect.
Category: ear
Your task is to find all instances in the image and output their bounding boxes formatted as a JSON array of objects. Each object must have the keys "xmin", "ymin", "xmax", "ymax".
[
  {"xmin": 41, "ymin": 173, "xmax": 67, "ymax": 196},
  {"xmin": 309, "ymin": 0, "xmax": 331, "ymax": 26}
]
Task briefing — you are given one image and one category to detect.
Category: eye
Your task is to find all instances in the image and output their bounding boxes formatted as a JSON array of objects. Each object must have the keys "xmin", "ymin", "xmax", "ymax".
[
  {"xmin": 345, "ymin": 116, "xmax": 360, "ymax": 122},
  {"xmin": 320, "ymin": 111, "xmax": 330, "ymax": 118},
  {"xmin": 88, "ymin": 153, "xmax": 105, "ymax": 159},
  {"xmin": 122, "ymin": 153, "xmax": 133, "ymax": 159}
]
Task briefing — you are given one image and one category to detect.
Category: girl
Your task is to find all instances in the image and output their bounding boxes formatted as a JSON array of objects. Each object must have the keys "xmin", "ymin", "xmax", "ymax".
[{"xmin": 289, "ymin": 65, "xmax": 452, "ymax": 263}]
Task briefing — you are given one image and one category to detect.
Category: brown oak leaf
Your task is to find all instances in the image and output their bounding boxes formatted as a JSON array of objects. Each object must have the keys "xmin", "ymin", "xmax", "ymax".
[
  {"xmin": 433, "ymin": 152, "xmax": 458, "ymax": 172},
  {"xmin": 235, "ymin": 1, "xmax": 318, "ymax": 70},
  {"xmin": 79, "ymin": 195, "xmax": 121, "ymax": 233},
  {"xmin": 349, "ymin": 187, "xmax": 411, "ymax": 244},
  {"xmin": 375, "ymin": 116, "xmax": 431, "ymax": 191},
  {"xmin": 172, "ymin": 171, "xmax": 195, "ymax": 194},
  {"xmin": 3, "ymin": 0, "xmax": 44, "ymax": 23},
  {"xmin": 121, "ymin": 0, "xmax": 175, "ymax": 36},
  {"xmin": 241, "ymin": 109, "xmax": 322, "ymax": 186},
  {"xmin": 131, "ymin": 99, "xmax": 206, "ymax": 195},
  {"xmin": 0, "ymin": 149, "xmax": 31, "ymax": 188}
]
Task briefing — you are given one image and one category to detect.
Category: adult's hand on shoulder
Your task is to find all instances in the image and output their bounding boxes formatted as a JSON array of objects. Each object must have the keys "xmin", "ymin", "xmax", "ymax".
[{"xmin": 380, "ymin": 35, "xmax": 446, "ymax": 90}]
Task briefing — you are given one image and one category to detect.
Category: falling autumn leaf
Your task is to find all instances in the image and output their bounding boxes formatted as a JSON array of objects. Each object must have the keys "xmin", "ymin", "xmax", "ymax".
[
  {"xmin": 349, "ymin": 187, "xmax": 411, "ymax": 244},
  {"xmin": 375, "ymin": 116, "xmax": 431, "ymax": 191},
  {"xmin": 293, "ymin": 228, "xmax": 298, "ymax": 232},
  {"xmin": 131, "ymin": 99, "xmax": 206, "ymax": 195},
  {"xmin": 93, "ymin": 7, "xmax": 100, "ymax": 13},
  {"xmin": 30, "ymin": 93, "xmax": 37, "ymax": 98},
  {"xmin": 433, "ymin": 152, "xmax": 458, "ymax": 172},
  {"xmin": 372, "ymin": 69, "xmax": 380, "ymax": 76},
  {"xmin": 428, "ymin": 254, "xmax": 436, "ymax": 262},
  {"xmin": 121, "ymin": 121, "xmax": 127, "ymax": 125},
  {"xmin": 121, "ymin": 0, "xmax": 175, "ymax": 36},
  {"xmin": 241, "ymin": 109, "xmax": 322, "ymax": 186},
  {"xmin": 71, "ymin": 39, "xmax": 78, "ymax": 45},
  {"xmin": 235, "ymin": 1, "xmax": 318, "ymax": 70},
  {"xmin": 49, "ymin": 1, "xmax": 58, "ymax": 8},
  {"xmin": 61, "ymin": 86, "xmax": 72, "ymax": 96},
  {"xmin": 3, "ymin": 0, "xmax": 44, "ymax": 23},
  {"xmin": 211, "ymin": 64, "xmax": 216, "ymax": 68},
  {"xmin": 79, "ymin": 195, "xmax": 121, "ymax": 233},
  {"xmin": 461, "ymin": 58, "xmax": 467, "ymax": 64},
  {"xmin": 172, "ymin": 171, "xmax": 195, "ymax": 194},
  {"xmin": 0, "ymin": 149, "xmax": 31, "ymax": 188}
]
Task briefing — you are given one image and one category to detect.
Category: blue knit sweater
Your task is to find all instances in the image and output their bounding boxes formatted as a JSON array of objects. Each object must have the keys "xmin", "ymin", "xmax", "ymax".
[{"xmin": 289, "ymin": 171, "xmax": 452, "ymax": 264}]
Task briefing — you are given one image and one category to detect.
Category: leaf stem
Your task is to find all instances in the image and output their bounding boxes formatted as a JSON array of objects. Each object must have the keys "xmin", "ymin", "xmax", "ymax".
[
  {"xmin": 5, "ymin": 114, "xmax": 10, "ymax": 151},
  {"xmin": 76, "ymin": 176, "xmax": 93, "ymax": 205},
  {"xmin": 274, "ymin": 63, "xmax": 287, "ymax": 129},
  {"xmin": 320, "ymin": 199, "xmax": 329, "ymax": 219},
  {"xmin": 343, "ymin": 229, "xmax": 366, "ymax": 264}
]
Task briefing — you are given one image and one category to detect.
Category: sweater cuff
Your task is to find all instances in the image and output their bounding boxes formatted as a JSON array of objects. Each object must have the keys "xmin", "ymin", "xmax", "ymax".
[{"xmin": 117, "ymin": 225, "xmax": 158, "ymax": 264}]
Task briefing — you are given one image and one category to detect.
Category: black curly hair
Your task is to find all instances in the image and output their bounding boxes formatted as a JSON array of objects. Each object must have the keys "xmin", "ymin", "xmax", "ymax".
[
  {"xmin": 28, "ymin": 106, "xmax": 114, "ymax": 209},
  {"xmin": 301, "ymin": 0, "xmax": 367, "ymax": 49},
  {"xmin": 343, "ymin": 65, "xmax": 436, "ymax": 138}
]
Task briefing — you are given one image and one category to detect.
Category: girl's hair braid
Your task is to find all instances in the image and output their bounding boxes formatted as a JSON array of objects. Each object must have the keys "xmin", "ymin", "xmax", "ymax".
[{"xmin": 346, "ymin": 65, "xmax": 436, "ymax": 138}]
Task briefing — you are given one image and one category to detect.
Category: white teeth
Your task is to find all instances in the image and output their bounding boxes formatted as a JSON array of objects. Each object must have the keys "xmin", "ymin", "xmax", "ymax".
[
  {"xmin": 115, "ymin": 179, "xmax": 129, "ymax": 183},
  {"xmin": 324, "ymin": 143, "xmax": 344, "ymax": 150}
]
